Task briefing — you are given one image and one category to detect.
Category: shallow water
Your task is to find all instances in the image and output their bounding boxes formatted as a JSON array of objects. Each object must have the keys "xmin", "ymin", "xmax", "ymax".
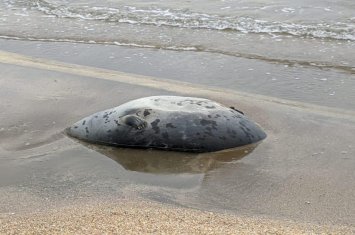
[
  {"xmin": 1, "ymin": 39, "xmax": 355, "ymax": 111},
  {"xmin": 0, "ymin": 0, "xmax": 354, "ymax": 110},
  {"xmin": 1, "ymin": 0, "xmax": 354, "ymax": 69}
]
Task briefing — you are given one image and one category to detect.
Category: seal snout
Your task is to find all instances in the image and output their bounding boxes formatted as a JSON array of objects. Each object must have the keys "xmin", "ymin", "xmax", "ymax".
[
  {"xmin": 65, "ymin": 125, "xmax": 80, "ymax": 139},
  {"xmin": 66, "ymin": 118, "xmax": 91, "ymax": 140}
]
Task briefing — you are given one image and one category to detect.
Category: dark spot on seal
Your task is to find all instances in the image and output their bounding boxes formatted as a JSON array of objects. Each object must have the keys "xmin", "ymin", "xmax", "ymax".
[
  {"xmin": 82, "ymin": 120, "xmax": 86, "ymax": 125},
  {"xmin": 207, "ymin": 115, "xmax": 212, "ymax": 118},
  {"xmin": 94, "ymin": 115, "xmax": 98, "ymax": 118},
  {"xmin": 143, "ymin": 109, "xmax": 151, "ymax": 117},
  {"xmin": 107, "ymin": 129, "xmax": 112, "ymax": 133},
  {"xmin": 74, "ymin": 126, "xmax": 78, "ymax": 129},
  {"xmin": 200, "ymin": 119, "xmax": 217, "ymax": 127},
  {"xmin": 200, "ymin": 119, "xmax": 210, "ymax": 126},
  {"xmin": 114, "ymin": 120, "xmax": 121, "ymax": 126},
  {"xmin": 205, "ymin": 105, "xmax": 215, "ymax": 109},
  {"xmin": 166, "ymin": 123, "xmax": 176, "ymax": 128},
  {"xmin": 151, "ymin": 119, "xmax": 161, "ymax": 134},
  {"xmin": 103, "ymin": 113, "xmax": 109, "ymax": 119},
  {"xmin": 85, "ymin": 127, "xmax": 89, "ymax": 134},
  {"xmin": 196, "ymin": 101, "xmax": 206, "ymax": 106}
]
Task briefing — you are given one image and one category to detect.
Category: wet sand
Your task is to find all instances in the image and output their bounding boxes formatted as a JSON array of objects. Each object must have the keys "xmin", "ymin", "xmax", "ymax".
[
  {"xmin": 1, "ymin": 39, "xmax": 354, "ymax": 111},
  {"xmin": 1, "ymin": 200, "xmax": 353, "ymax": 234},
  {"xmin": 1, "ymin": 44, "xmax": 355, "ymax": 233}
]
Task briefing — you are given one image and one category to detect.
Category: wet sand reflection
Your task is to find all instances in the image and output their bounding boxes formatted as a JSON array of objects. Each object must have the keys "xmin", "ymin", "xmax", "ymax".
[{"xmin": 87, "ymin": 144, "xmax": 258, "ymax": 174}]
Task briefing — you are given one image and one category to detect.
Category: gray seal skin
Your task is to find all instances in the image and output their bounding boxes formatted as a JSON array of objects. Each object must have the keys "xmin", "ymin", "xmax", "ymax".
[{"xmin": 66, "ymin": 96, "xmax": 266, "ymax": 153}]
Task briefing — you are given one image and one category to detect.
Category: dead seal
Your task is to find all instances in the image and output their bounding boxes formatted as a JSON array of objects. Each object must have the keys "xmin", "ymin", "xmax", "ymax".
[{"xmin": 66, "ymin": 96, "xmax": 266, "ymax": 152}]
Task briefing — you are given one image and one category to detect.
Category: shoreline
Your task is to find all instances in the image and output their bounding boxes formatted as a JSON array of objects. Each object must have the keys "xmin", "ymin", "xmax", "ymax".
[
  {"xmin": 0, "ymin": 49, "xmax": 354, "ymax": 122},
  {"xmin": 1, "ymin": 38, "xmax": 354, "ymax": 111}
]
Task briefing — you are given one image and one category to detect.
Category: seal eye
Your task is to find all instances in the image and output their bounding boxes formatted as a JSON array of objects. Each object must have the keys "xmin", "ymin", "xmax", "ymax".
[{"xmin": 121, "ymin": 115, "xmax": 147, "ymax": 130}]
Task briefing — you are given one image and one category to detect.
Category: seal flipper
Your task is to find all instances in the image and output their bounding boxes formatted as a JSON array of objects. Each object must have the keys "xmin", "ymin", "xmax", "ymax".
[
  {"xmin": 121, "ymin": 115, "xmax": 147, "ymax": 130},
  {"xmin": 230, "ymin": 106, "xmax": 244, "ymax": 115}
]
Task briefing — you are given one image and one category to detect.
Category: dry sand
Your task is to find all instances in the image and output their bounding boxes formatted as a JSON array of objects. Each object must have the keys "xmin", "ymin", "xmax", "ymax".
[{"xmin": 1, "ymin": 199, "xmax": 353, "ymax": 235}]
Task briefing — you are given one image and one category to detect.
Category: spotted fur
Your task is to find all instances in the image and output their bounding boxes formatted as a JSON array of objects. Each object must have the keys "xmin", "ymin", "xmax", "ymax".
[{"xmin": 66, "ymin": 96, "xmax": 266, "ymax": 152}]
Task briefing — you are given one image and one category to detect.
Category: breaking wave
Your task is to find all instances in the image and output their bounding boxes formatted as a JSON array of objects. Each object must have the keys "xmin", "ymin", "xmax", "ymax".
[{"xmin": 25, "ymin": 0, "xmax": 355, "ymax": 41}]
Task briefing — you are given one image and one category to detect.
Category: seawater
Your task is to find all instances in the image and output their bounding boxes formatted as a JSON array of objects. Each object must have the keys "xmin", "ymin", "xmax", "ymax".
[
  {"xmin": 4, "ymin": 0, "xmax": 355, "ymax": 39},
  {"xmin": 1, "ymin": 0, "xmax": 354, "ymax": 63},
  {"xmin": 0, "ymin": 0, "xmax": 354, "ymax": 109}
]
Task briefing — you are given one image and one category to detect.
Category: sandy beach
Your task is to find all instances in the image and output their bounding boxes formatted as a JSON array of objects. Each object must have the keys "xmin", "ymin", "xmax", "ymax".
[
  {"xmin": 0, "ymin": 42, "xmax": 354, "ymax": 234},
  {"xmin": 1, "ymin": 0, "xmax": 355, "ymax": 232},
  {"xmin": 1, "ymin": 199, "xmax": 353, "ymax": 235}
]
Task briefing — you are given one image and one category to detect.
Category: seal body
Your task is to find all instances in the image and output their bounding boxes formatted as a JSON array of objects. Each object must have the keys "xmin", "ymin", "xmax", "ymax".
[{"xmin": 66, "ymin": 96, "xmax": 266, "ymax": 152}]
